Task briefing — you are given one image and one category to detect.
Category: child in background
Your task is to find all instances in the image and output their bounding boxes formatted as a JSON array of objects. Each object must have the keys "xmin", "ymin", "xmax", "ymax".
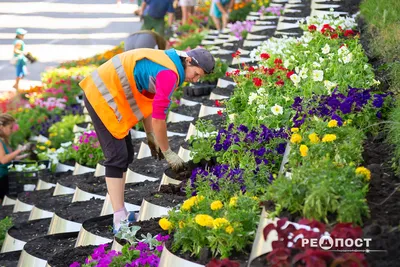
[
  {"xmin": 12, "ymin": 28, "xmax": 28, "ymax": 90},
  {"xmin": 209, "ymin": 0, "xmax": 234, "ymax": 32}
]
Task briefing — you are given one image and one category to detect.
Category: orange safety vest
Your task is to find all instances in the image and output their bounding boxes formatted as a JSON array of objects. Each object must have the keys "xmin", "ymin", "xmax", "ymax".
[{"xmin": 79, "ymin": 48, "xmax": 181, "ymax": 139}]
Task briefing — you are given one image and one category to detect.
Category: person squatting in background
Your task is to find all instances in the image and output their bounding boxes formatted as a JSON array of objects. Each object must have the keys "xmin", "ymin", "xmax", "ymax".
[
  {"xmin": 210, "ymin": 0, "xmax": 234, "ymax": 32},
  {"xmin": 138, "ymin": 0, "xmax": 175, "ymax": 37},
  {"xmin": 0, "ymin": 114, "xmax": 30, "ymax": 201}
]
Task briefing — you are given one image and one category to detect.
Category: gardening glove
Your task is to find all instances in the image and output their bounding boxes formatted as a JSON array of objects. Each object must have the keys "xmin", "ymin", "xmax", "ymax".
[
  {"xmin": 146, "ymin": 132, "xmax": 164, "ymax": 160},
  {"xmin": 162, "ymin": 148, "xmax": 185, "ymax": 171},
  {"xmin": 17, "ymin": 144, "xmax": 29, "ymax": 152}
]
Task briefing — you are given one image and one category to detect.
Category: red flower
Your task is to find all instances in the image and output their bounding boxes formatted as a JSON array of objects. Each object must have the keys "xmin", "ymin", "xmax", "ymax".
[
  {"xmin": 331, "ymin": 33, "xmax": 339, "ymax": 39},
  {"xmin": 268, "ymin": 68, "xmax": 275, "ymax": 75},
  {"xmin": 253, "ymin": 77, "xmax": 262, "ymax": 87},
  {"xmin": 274, "ymin": 58, "xmax": 283, "ymax": 65},
  {"xmin": 248, "ymin": 66, "xmax": 255, "ymax": 72},
  {"xmin": 233, "ymin": 69, "xmax": 240, "ymax": 76},
  {"xmin": 217, "ymin": 110, "xmax": 223, "ymax": 116},
  {"xmin": 344, "ymin": 29, "xmax": 356, "ymax": 37},
  {"xmin": 286, "ymin": 71, "xmax": 295, "ymax": 79},
  {"xmin": 276, "ymin": 79, "xmax": 284, "ymax": 86},
  {"xmin": 308, "ymin": 25, "xmax": 317, "ymax": 32},
  {"xmin": 260, "ymin": 53, "xmax": 270, "ymax": 60},
  {"xmin": 225, "ymin": 71, "xmax": 231, "ymax": 77},
  {"xmin": 215, "ymin": 100, "xmax": 221, "ymax": 107},
  {"xmin": 232, "ymin": 50, "xmax": 241, "ymax": 58}
]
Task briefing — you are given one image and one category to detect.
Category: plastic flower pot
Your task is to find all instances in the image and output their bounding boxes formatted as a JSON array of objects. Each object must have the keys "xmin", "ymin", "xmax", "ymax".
[
  {"xmin": 277, "ymin": 21, "xmax": 301, "ymax": 31},
  {"xmin": 216, "ymin": 78, "xmax": 236, "ymax": 88},
  {"xmin": 136, "ymin": 199, "xmax": 172, "ymax": 221},
  {"xmin": 72, "ymin": 162, "xmax": 95, "ymax": 175},
  {"xmin": 1, "ymin": 231, "xmax": 26, "ymax": 253},
  {"xmin": 2, "ymin": 195, "xmax": 16, "ymax": 206},
  {"xmin": 130, "ymin": 129, "xmax": 147, "ymax": 138},
  {"xmin": 55, "ymin": 162, "xmax": 75, "ymax": 173},
  {"xmin": 36, "ymin": 179, "xmax": 56, "ymax": 190},
  {"xmin": 28, "ymin": 207, "xmax": 53, "ymax": 221},
  {"xmin": 100, "ymin": 193, "xmax": 140, "ymax": 216},
  {"xmin": 53, "ymin": 182, "xmax": 75, "ymax": 196},
  {"xmin": 248, "ymin": 207, "xmax": 279, "ymax": 265},
  {"xmin": 158, "ymin": 172, "xmax": 182, "ymax": 191},
  {"xmin": 185, "ymin": 123, "xmax": 217, "ymax": 141},
  {"xmin": 167, "ymin": 111, "xmax": 195, "ymax": 123},
  {"xmin": 178, "ymin": 146, "xmax": 192, "ymax": 162},
  {"xmin": 13, "ymin": 198, "xmax": 34, "ymax": 213},
  {"xmin": 250, "ymin": 25, "xmax": 277, "ymax": 32},
  {"xmin": 179, "ymin": 97, "xmax": 202, "ymax": 106},
  {"xmin": 47, "ymin": 213, "xmax": 82, "ymax": 235},
  {"xmin": 94, "ymin": 162, "xmax": 105, "ymax": 177},
  {"xmin": 159, "ymin": 245, "xmax": 205, "ymax": 267},
  {"xmin": 198, "ymin": 105, "xmax": 226, "ymax": 118},
  {"xmin": 75, "ymin": 215, "xmax": 113, "ymax": 247},
  {"xmin": 125, "ymin": 168, "xmax": 159, "ymax": 184},
  {"xmin": 71, "ymin": 187, "xmax": 106, "ymax": 203}
]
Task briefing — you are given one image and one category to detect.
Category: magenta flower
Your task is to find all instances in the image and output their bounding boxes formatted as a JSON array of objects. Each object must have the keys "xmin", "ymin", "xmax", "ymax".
[
  {"xmin": 89, "ymin": 154, "xmax": 93, "ymax": 159},
  {"xmin": 69, "ymin": 262, "xmax": 80, "ymax": 267},
  {"xmin": 72, "ymin": 145, "xmax": 79, "ymax": 151}
]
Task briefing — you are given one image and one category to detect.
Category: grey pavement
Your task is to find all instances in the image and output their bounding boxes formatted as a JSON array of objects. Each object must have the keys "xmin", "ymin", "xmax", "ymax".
[{"xmin": 0, "ymin": 0, "xmax": 142, "ymax": 92}]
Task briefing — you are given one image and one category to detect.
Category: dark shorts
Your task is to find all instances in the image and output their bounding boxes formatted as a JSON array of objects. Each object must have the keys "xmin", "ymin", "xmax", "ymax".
[
  {"xmin": 84, "ymin": 95, "xmax": 134, "ymax": 178},
  {"xmin": 0, "ymin": 175, "xmax": 9, "ymax": 200}
]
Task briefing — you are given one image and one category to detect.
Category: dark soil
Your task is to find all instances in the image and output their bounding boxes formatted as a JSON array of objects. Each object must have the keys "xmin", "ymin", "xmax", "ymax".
[
  {"xmin": 167, "ymin": 121, "xmax": 191, "ymax": 133},
  {"xmin": 58, "ymin": 172, "xmax": 94, "ymax": 189},
  {"xmin": 165, "ymin": 234, "xmax": 250, "ymax": 266},
  {"xmin": 124, "ymin": 180, "xmax": 160, "ymax": 205},
  {"xmin": 76, "ymin": 175, "xmax": 107, "ymax": 196},
  {"xmin": 170, "ymin": 104, "xmax": 201, "ymax": 118},
  {"xmin": 212, "ymin": 86, "xmax": 234, "ymax": 97},
  {"xmin": 18, "ymin": 188, "xmax": 54, "ymax": 205},
  {"xmin": 193, "ymin": 113, "xmax": 227, "ymax": 130},
  {"xmin": 181, "ymin": 141, "xmax": 190, "ymax": 150},
  {"xmin": 362, "ymin": 134, "xmax": 400, "ymax": 266},
  {"xmin": 247, "ymin": 29, "xmax": 276, "ymax": 38},
  {"xmin": 144, "ymin": 184, "xmax": 186, "ymax": 207},
  {"xmin": 39, "ymin": 170, "xmax": 73, "ymax": 184},
  {"xmin": 8, "ymin": 218, "xmax": 51, "ymax": 242},
  {"xmin": 0, "ymin": 205, "xmax": 13, "ymax": 220},
  {"xmin": 180, "ymin": 94, "xmax": 210, "ymax": 104},
  {"xmin": 83, "ymin": 214, "xmax": 114, "ymax": 240},
  {"xmin": 56, "ymin": 198, "xmax": 104, "ymax": 223},
  {"xmin": 0, "ymin": 250, "xmax": 21, "ymax": 267},
  {"xmin": 8, "ymin": 211, "xmax": 30, "ymax": 225},
  {"xmin": 128, "ymin": 157, "xmax": 169, "ymax": 178},
  {"xmin": 144, "ymin": 135, "xmax": 185, "ymax": 153},
  {"xmin": 35, "ymin": 194, "xmax": 73, "ymax": 212},
  {"xmin": 47, "ymin": 244, "xmax": 108, "ymax": 267},
  {"xmin": 164, "ymin": 160, "xmax": 209, "ymax": 181},
  {"xmin": 183, "ymin": 84, "xmax": 215, "ymax": 97},
  {"xmin": 201, "ymin": 99, "xmax": 225, "ymax": 108},
  {"xmin": 337, "ymin": 0, "xmax": 362, "ymax": 14},
  {"xmin": 23, "ymin": 232, "xmax": 78, "ymax": 260},
  {"xmin": 282, "ymin": 4, "xmax": 311, "ymax": 18}
]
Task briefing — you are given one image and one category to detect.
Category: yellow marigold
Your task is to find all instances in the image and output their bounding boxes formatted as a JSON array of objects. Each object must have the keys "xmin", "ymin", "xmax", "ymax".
[
  {"xmin": 210, "ymin": 200, "xmax": 223, "ymax": 211},
  {"xmin": 39, "ymin": 146, "xmax": 46, "ymax": 150},
  {"xmin": 290, "ymin": 133, "xmax": 302, "ymax": 144},
  {"xmin": 50, "ymin": 148, "xmax": 56, "ymax": 152},
  {"xmin": 229, "ymin": 197, "xmax": 238, "ymax": 207},
  {"xmin": 299, "ymin": 145, "xmax": 309, "ymax": 157},
  {"xmin": 181, "ymin": 196, "xmax": 197, "ymax": 211},
  {"xmin": 322, "ymin": 134, "xmax": 337, "ymax": 142},
  {"xmin": 159, "ymin": 218, "xmax": 172, "ymax": 230},
  {"xmin": 343, "ymin": 119, "xmax": 352, "ymax": 126},
  {"xmin": 213, "ymin": 218, "xmax": 229, "ymax": 229},
  {"xmin": 291, "ymin": 127, "xmax": 299, "ymax": 133},
  {"xmin": 327, "ymin": 120, "xmax": 338, "ymax": 128},
  {"xmin": 225, "ymin": 225, "xmax": 234, "ymax": 234},
  {"xmin": 45, "ymin": 140, "xmax": 52, "ymax": 146},
  {"xmin": 355, "ymin": 166, "xmax": 371, "ymax": 181},
  {"xmin": 252, "ymin": 196, "xmax": 259, "ymax": 201},
  {"xmin": 197, "ymin": 195, "xmax": 205, "ymax": 202},
  {"xmin": 179, "ymin": 221, "xmax": 185, "ymax": 229},
  {"xmin": 308, "ymin": 133, "xmax": 320, "ymax": 144},
  {"xmin": 195, "ymin": 214, "xmax": 214, "ymax": 228}
]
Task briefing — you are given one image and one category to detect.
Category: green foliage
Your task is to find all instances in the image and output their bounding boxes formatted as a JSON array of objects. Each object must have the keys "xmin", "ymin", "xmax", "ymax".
[
  {"xmin": 386, "ymin": 99, "xmax": 400, "ymax": 175},
  {"xmin": 71, "ymin": 131, "xmax": 104, "ymax": 167},
  {"xmin": 0, "ymin": 217, "xmax": 13, "ymax": 248},
  {"xmin": 48, "ymin": 115, "xmax": 85, "ymax": 148},
  {"xmin": 229, "ymin": 2, "xmax": 253, "ymax": 22},
  {"xmin": 189, "ymin": 119, "xmax": 218, "ymax": 163},
  {"xmin": 174, "ymin": 33, "xmax": 206, "ymax": 51},
  {"xmin": 200, "ymin": 58, "xmax": 228, "ymax": 83},
  {"xmin": 115, "ymin": 225, "xmax": 141, "ymax": 245},
  {"xmin": 165, "ymin": 194, "xmax": 260, "ymax": 258}
]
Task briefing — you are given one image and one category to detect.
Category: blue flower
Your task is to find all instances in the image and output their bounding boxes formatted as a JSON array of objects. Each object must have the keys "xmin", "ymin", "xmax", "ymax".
[{"xmin": 372, "ymin": 94, "xmax": 384, "ymax": 108}]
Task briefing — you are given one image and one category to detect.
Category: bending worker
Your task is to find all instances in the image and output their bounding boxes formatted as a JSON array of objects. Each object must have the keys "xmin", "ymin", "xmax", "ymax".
[
  {"xmin": 79, "ymin": 45, "xmax": 215, "ymax": 233},
  {"xmin": 124, "ymin": 30, "xmax": 167, "ymax": 51}
]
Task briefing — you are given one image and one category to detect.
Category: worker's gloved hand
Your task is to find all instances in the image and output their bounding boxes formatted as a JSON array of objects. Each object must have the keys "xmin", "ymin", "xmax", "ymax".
[
  {"xmin": 17, "ymin": 144, "xmax": 29, "ymax": 152},
  {"xmin": 163, "ymin": 148, "xmax": 185, "ymax": 171},
  {"xmin": 146, "ymin": 132, "xmax": 164, "ymax": 160}
]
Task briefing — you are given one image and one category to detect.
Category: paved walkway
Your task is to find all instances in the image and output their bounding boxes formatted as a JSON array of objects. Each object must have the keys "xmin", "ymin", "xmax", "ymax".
[{"xmin": 0, "ymin": 0, "xmax": 142, "ymax": 93}]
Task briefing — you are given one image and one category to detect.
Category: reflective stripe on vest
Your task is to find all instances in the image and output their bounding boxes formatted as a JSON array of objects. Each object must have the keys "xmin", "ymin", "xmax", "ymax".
[{"xmin": 91, "ymin": 55, "xmax": 144, "ymax": 122}]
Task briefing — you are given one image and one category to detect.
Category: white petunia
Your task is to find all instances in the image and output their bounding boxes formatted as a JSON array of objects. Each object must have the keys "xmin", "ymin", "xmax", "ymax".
[
  {"xmin": 322, "ymin": 44, "xmax": 330, "ymax": 54},
  {"xmin": 257, "ymin": 87, "xmax": 266, "ymax": 94},
  {"xmin": 324, "ymin": 80, "xmax": 337, "ymax": 93},
  {"xmin": 248, "ymin": 92, "xmax": 258, "ymax": 105},
  {"xmin": 299, "ymin": 68, "xmax": 308, "ymax": 79},
  {"xmin": 372, "ymin": 79, "xmax": 381, "ymax": 86},
  {"xmin": 290, "ymin": 74, "xmax": 301, "ymax": 86},
  {"xmin": 312, "ymin": 70, "xmax": 324, "ymax": 82},
  {"xmin": 342, "ymin": 53, "xmax": 353, "ymax": 64},
  {"xmin": 313, "ymin": 62, "xmax": 321, "ymax": 68},
  {"xmin": 338, "ymin": 46, "xmax": 349, "ymax": 56},
  {"xmin": 271, "ymin": 104, "xmax": 283, "ymax": 115},
  {"xmin": 228, "ymin": 113, "xmax": 237, "ymax": 122},
  {"xmin": 319, "ymin": 57, "xmax": 325, "ymax": 63}
]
